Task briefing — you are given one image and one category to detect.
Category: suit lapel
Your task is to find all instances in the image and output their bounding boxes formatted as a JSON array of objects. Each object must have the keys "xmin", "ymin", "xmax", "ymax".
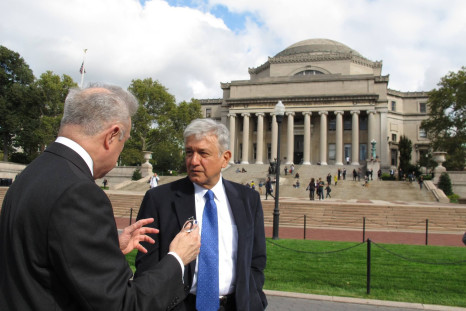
[{"xmin": 172, "ymin": 177, "xmax": 197, "ymax": 282}]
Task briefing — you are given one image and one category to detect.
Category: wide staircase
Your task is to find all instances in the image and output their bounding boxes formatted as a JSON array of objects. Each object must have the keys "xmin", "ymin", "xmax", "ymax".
[{"xmin": 2, "ymin": 164, "xmax": 464, "ymax": 234}]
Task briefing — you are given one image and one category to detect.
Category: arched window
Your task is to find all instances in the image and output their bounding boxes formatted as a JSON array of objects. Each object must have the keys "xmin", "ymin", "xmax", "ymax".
[{"xmin": 294, "ymin": 70, "xmax": 324, "ymax": 76}]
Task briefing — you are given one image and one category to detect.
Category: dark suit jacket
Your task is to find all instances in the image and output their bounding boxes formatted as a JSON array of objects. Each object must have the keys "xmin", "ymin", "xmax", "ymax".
[
  {"xmin": 135, "ymin": 177, "xmax": 267, "ymax": 311},
  {"xmin": 0, "ymin": 143, "xmax": 187, "ymax": 311}
]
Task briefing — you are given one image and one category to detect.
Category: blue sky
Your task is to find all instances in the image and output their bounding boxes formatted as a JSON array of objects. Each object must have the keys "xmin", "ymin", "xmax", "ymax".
[{"xmin": 1, "ymin": 0, "xmax": 465, "ymax": 102}]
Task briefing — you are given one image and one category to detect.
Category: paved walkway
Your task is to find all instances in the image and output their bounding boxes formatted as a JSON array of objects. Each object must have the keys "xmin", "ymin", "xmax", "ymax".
[{"xmin": 265, "ymin": 290, "xmax": 466, "ymax": 311}]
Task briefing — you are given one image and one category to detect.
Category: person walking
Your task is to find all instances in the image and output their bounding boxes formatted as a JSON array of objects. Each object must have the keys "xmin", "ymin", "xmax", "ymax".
[
  {"xmin": 265, "ymin": 177, "xmax": 275, "ymax": 200},
  {"xmin": 325, "ymin": 183, "xmax": 332, "ymax": 198},
  {"xmin": 307, "ymin": 178, "xmax": 315, "ymax": 200}
]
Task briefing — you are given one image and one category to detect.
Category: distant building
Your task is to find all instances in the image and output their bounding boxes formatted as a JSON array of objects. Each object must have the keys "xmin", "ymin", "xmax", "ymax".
[{"xmin": 200, "ymin": 39, "xmax": 429, "ymax": 169}]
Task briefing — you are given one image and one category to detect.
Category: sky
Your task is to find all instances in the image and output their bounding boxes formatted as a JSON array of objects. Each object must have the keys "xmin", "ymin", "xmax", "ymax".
[{"xmin": 1, "ymin": 0, "xmax": 465, "ymax": 102}]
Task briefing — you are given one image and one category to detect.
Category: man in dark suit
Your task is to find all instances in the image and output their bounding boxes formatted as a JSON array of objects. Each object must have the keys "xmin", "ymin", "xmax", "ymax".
[
  {"xmin": 0, "ymin": 84, "xmax": 201, "ymax": 311},
  {"xmin": 135, "ymin": 118, "xmax": 267, "ymax": 311}
]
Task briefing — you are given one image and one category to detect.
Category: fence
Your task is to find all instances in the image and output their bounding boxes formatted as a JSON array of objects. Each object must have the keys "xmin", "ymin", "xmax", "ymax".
[
  {"xmin": 283, "ymin": 214, "xmax": 464, "ymax": 246},
  {"xmin": 266, "ymin": 238, "xmax": 466, "ymax": 296}
]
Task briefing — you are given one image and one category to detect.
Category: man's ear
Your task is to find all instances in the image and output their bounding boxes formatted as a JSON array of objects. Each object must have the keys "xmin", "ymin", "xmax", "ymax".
[
  {"xmin": 222, "ymin": 150, "xmax": 232, "ymax": 168},
  {"xmin": 104, "ymin": 125, "xmax": 120, "ymax": 150}
]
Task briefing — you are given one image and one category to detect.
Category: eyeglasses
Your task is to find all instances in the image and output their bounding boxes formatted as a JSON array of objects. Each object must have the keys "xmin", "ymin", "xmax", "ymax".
[{"xmin": 183, "ymin": 216, "xmax": 198, "ymax": 233}]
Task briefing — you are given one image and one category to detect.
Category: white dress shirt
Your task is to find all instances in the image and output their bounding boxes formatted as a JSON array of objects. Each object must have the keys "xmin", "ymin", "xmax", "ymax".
[{"xmin": 190, "ymin": 177, "xmax": 238, "ymax": 296}]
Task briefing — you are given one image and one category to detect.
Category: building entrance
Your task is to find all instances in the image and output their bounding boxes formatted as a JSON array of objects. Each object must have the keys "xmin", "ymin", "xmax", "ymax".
[{"xmin": 294, "ymin": 135, "xmax": 304, "ymax": 164}]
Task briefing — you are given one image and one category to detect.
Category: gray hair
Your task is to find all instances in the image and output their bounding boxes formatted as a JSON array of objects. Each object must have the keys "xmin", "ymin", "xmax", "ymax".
[
  {"xmin": 183, "ymin": 118, "xmax": 230, "ymax": 154},
  {"xmin": 60, "ymin": 83, "xmax": 138, "ymax": 138}
]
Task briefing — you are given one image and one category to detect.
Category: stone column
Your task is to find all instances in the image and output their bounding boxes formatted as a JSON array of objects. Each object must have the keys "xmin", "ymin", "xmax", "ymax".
[
  {"xmin": 271, "ymin": 114, "xmax": 277, "ymax": 161},
  {"xmin": 335, "ymin": 111, "xmax": 344, "ymax": 165},
  {"xmin": 255, "ymin": 112, "xmax": 265, "ymax": 164},
  {"xmin": 351, "ymin": 110, "xmax": 360, "ymax": 165},
  {"xmin": 303, "ymin": 112, "xmax": 312, "ymax": 165},
  {"xmin": 228, "ymin": 113, "xmax": 236, "ymax": 164},
  {"xmin": 286, "ymin": 112, "xmax": 295, "ymax": 165},
  {"xmin": 241, "ymin": 113, "xmax": 250, "ymax": 164},
  {"xmin": 319, "ymin": 111, "xmax": 328, "ymax": 165},
  {"xmin": 367, "ymin": 110, "xmax": 376, "ymax": 160}
]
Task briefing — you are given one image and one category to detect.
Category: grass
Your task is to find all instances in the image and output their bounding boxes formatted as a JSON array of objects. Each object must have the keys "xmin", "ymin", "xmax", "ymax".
[{"xmin": 126, "ymin": 238, "xmax": 466, "ymax": 307}]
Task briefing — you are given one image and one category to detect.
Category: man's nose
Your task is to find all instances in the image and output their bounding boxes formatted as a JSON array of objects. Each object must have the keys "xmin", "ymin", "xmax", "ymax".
[{"xmin": 190, "ymin": 152, "xmax": 201, "ymax": 164}]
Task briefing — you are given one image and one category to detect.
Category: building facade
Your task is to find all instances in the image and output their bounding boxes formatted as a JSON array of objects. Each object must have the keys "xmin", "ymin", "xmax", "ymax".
[{"xmin": 201, "ymin": 39, "xmax": 430, "ymax": 169}]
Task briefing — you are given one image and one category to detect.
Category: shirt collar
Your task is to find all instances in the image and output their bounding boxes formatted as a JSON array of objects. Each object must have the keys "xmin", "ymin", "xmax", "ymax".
[
  {"xmin": 193, "ymin": 175, "xmax": 224, "ymax": 200},
  {"xmin": 55, "ymin": 136, "xmax": 94, "ymax": 176}
]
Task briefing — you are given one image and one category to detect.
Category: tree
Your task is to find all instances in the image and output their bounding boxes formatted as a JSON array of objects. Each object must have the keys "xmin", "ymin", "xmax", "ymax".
[
  {"xmin": 13, "ymin": 71, "xmax": 76, "ymax": 162},
  {"xmin": 121, "ymin": 78, "xmax": 202, "ymax": 172},
  {"xmin": 398, "ymin": 135, "xmax": 412, "ymax": 175},
  {"xmin": 0, "ymin": 45, "xmax": 35, "ymax": 161},
  {"xmin": 421, "ymin": 67, "xmax": 466, "ymax": 170},
  {"xmin": 438, "ymin": 173, "xmax": 453, "ymax": 196}
]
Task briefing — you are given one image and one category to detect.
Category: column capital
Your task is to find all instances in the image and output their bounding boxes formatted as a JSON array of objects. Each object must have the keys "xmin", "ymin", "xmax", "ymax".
[
  {"xmin": 255, "ymin": 112, "xmax": 265, "ymax": 117},
  {"xmin": 367, "ymin": 109, "xmax": 377, "ymax": 115},
  {"xmin": 285, "ymin": 111, "xmax": 295, "ymax": 117},
  {"xmin": 227, "ymin": 113, "xmax": 236, "ymax": 118},
  {"xmin": 241, "ymin": 112, "xmax": 250, "ymax": 117},
  {"xmin": 335, "ymin": 110, "xmax": 344, "ymax": 115},
  {"xmin": 303, "ymin": 111, "xmax": 312, "ymax": 116},
  {"xmin": 319, "ymin": 111, "xmax": 328, "ymax": 116},
  {"xmin": 350, "ymin": 110, "xmax": 360, "ymax": 115}
]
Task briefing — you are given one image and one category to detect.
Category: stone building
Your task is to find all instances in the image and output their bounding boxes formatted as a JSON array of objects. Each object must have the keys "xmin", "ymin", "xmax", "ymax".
[{"xmin": 201, "ymin": 39, "xmax": 430, "ymax": 169}]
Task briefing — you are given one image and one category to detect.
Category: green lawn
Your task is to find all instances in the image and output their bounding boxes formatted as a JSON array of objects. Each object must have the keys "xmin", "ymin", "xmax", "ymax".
[{"xmin": 126, "ymin": 238, "xmax": 466, "ymax": 307}]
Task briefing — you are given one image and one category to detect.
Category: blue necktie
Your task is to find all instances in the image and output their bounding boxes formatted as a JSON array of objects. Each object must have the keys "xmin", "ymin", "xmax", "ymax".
[{"xmin": 196, "ymin": 190, "xmax": 219, "ymax": 311}]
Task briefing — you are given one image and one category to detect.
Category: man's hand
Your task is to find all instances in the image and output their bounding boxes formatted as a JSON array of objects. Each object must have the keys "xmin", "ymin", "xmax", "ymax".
[
  {"xmin": 169, "ymin": 225, "xmax": 201, "ymax": 265},
  {"xmin": 119, "ymin": 218, "xmax": 159, "ymax": 255}
]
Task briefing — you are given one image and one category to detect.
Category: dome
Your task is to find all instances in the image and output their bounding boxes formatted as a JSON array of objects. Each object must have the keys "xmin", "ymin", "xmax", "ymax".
[{"xmin": 274, "ymin": 39, "xmax": 363, "ymax": 58}]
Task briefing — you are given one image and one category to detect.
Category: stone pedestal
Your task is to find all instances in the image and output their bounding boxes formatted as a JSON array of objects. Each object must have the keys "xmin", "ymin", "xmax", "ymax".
[
  {"xmin": 140, "ymin": 151, "xmax": 153, "ymax": 178},
  {"xmin": 432, "ymin": 151, "xmax": 447, "ymax": 184}
]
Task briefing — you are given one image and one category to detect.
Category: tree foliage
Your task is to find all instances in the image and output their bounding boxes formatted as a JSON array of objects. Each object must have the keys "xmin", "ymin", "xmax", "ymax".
[
  {"xmin": 122, "ymin": 78, "xmax": 202, "ymax": 172},
  {"xmin": 0, "ymin": 45, "xmax": 35, "ymax": 161},
  {"xmin": 438, "ymin": 173, "xmax": 453, "ymax": 196},
  {"xmin": 398, "ymin": 135, "xmax": 412, "ymax": 174},
  {"xmin": 421, "ymin": 67, "xmax": 466, "ymax": 170}
]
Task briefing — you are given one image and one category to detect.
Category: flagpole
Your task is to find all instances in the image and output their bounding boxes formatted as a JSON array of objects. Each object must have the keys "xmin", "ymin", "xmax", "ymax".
[{"xmin": 80, "ymin": 49, "xmax": 87, "ymax": 89}]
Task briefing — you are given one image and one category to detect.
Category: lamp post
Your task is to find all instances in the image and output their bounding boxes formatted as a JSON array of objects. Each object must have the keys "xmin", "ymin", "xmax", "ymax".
[{"xmin": 273, "ymin": 101, "xmax": 285, "ymax": 240}]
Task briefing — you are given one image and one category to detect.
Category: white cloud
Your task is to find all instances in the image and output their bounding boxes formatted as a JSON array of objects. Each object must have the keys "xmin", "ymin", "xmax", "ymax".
[{"xmin": 1, "ymin": 0, "xmax": 465, "ymax": 102}]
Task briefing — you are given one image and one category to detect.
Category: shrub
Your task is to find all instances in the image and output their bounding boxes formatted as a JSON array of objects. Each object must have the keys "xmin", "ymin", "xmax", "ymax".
[
  {"xmin": 381, "ymin": 173, "xmax": 395, "ymax": 180},
  {"xmin": 448, "ymin": 193, "xmax": 460, "ymax": 203},
  {"xmin": 132, "ymin": 168, "xmax": 142, "ymax": 181},
  {"xmin": 438, "ymin": 173, "xmax": 453, "ymax": 196}
]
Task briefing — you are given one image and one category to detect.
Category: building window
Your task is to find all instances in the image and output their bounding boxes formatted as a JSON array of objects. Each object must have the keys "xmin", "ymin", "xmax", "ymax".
[
  {"xmin": 328, "ymin": 144, "xmax": 336, "ymax": 160},
  {"xmin": 344, "ymin": 116, "xmax": 352, "ymax": 130},
  {"xmin": 420, "ymin": 103, "xmax": 427, "ymax": 113},
  {"xmin": 328, "ymin": 116, "xmax": 336, "ymax": 131},
  {"xmin": 360, "ymin": 144, "xmax": 367, "ymax": 161},
  {"xmin": 391, "ymin": 149, "xmax": 398, "ymax": 166},
  {"xmin": 253, "ymin": 143, "xmax": 257, "ymax": 160},
  {"xmin": 294, "ymin": 70, "xmax": 324, "ymax": 76},
  {"xmin": 267, "ymin": 144, "xmax": 271, "ymax": 161},
  {"xmin": 392, "ymin": 134, "xmax": 397, "ymax": 142},
  {"xmin": 205, "ymin": 108, "xmax": 211, "ymax": 118},
  {"xmin": 419, "ymin": 128, "xmax": 427, "ymax": 138},
  {"xmin": 267, "ymin": 117, "xmax": 272, "ymax": 131},
  {"xmin": 391, "ymin": 101, "xmax": 396, "ymax": 112},
  {"xmin": 359, "ymin": 116, "xmax": 368, "ymax": 130}
]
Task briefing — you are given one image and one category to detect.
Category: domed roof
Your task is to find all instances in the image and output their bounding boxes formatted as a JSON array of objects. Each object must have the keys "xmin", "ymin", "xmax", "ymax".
[{"xmin": 274, "ymin": 39, "xmax": 363, "ymax": 58}]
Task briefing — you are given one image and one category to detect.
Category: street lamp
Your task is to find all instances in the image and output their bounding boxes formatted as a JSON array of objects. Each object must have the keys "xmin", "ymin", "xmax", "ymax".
[{"xmin": 273, "ymin": 101, "xmax": 285, "ymax": 240}]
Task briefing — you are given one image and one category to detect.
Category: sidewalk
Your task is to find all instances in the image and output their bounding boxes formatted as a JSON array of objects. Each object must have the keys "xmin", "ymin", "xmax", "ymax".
[{"xmin": 265, "ymin": 290, "xmax": 466, "ymax": 311}]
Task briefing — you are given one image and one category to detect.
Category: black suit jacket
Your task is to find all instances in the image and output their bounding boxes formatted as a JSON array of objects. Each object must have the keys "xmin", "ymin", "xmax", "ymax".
[
  {"xmin": 135, "ymin": 177, "xmax": 267, "ymax": 311},
  {"xmin": 0, "ymin": 143, "xmax": 186, "ymax": 311}
]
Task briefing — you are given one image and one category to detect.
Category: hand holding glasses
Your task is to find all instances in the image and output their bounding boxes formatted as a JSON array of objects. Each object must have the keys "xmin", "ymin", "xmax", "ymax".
[{"xmin": 183, "ymin": 216, "xmax": 198, "ymax": 233}]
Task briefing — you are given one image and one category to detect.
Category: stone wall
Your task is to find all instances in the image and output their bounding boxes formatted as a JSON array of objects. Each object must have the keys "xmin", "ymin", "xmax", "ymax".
[{"xmin": 0, "ymin": 161, "xmax": 26, "ymax": 180}]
